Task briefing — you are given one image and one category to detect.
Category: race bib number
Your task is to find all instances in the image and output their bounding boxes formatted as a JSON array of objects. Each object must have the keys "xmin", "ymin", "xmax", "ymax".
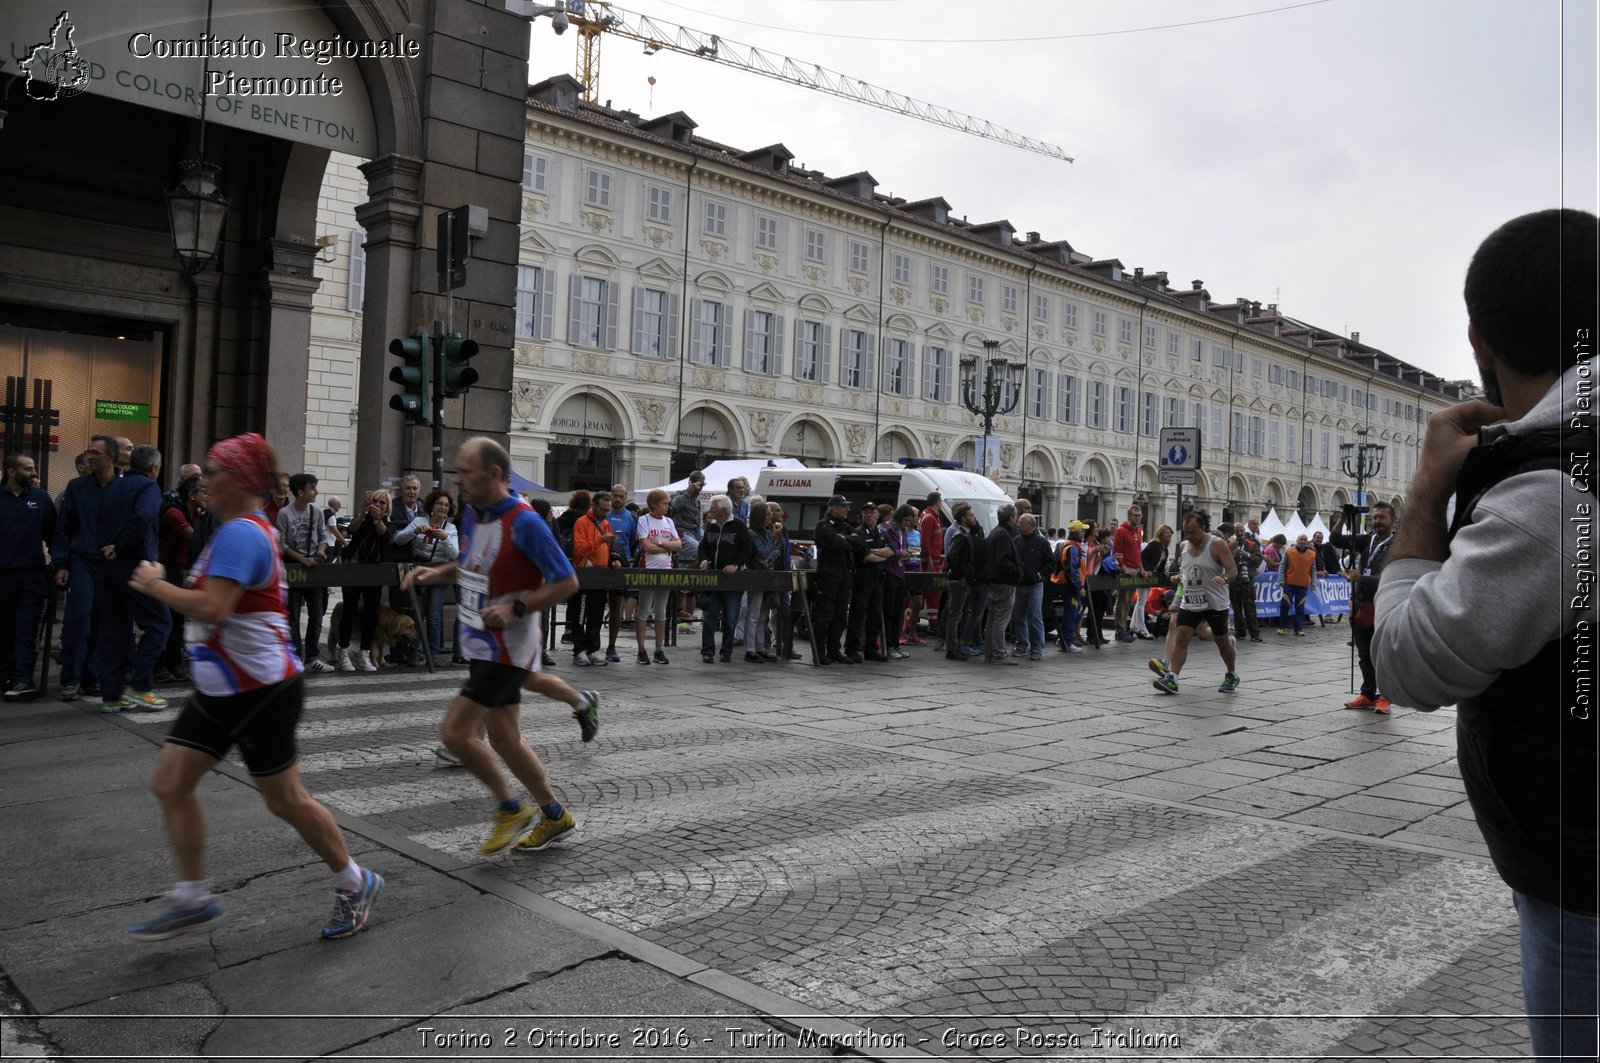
[
  {"xmin": 458, "ymin": 569, "xmax": 489, "ymax": 630},
  {"xmin": 1179, "ymin": 579, "xmax": 1209, "ymax": 610}
]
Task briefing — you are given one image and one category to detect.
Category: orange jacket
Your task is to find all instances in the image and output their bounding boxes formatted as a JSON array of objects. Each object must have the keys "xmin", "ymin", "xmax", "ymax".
[
  {"xmin": 573, "ymin": 513, "xmax": 611, "ymax": 569},
  {"xmin": 1282, "ymin": 545, "xmax": 1316, "ymax": 587}
]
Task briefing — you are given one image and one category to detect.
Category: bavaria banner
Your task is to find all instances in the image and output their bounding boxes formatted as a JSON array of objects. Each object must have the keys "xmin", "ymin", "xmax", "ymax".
[{"xmin": 1252, "ymin": 573, "xmax": 1350, "ymax": 618}]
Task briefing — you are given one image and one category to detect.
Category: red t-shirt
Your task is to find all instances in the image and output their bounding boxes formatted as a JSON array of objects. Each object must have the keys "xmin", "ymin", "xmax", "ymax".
[
  {"xmin": 1113, "ymin": 522, "xmax": 1144, "ymax": 571},
  {"xmin": 160, "ymin": 505, "xmax": 195, "ymax": 567}
]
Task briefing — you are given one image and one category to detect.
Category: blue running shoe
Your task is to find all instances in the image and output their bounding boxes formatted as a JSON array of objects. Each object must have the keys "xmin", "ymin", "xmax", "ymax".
[
  {"xmin": 321, "ymin": 868, "xmax": 385, "ymax": 940},
  {"xmin": 128, "ymin": 899, "xmax": 223, "ymax": 941},
  {"xmin": 1152, "ymin": 673, "xmax": 1179, "ymax": 694},
  {"xmin": 1218, "ymin": 672, "xmax": 1241, "ymax": 693}
]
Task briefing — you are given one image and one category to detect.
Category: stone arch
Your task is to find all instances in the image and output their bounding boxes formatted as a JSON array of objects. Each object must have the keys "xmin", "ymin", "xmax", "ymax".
[
  {"xmin": 1080, "ymin": 456, "xmax": 1114, "ymax": 489},
  {"xmin": 577, "ymin": 243, "xmax": 624, "ymax": 271},
  {"xmin": 323, "ymin": 1, "xmax": 425, "ymax": 159},
  {"xmin": 1330, "ymin": 486, "xmax": 1351, "ymax": 510},
  {"xmin": 778, "ymin": 415, "xmax": 840, "ymax": 465},
  {"xmin": 876, "ymin": 426, "xmax": 924, "ymax": 463},
  {"xmin": 1023, "ymin": 447, "xmax": 1061, "ymax": 484},
  {"xmin": 798, "ymin": 293, "xmax": 834, "ymax": 315},
  {"xmin": 676, "ymin": 401, "xmax": 746, "ymax": 455},
  {"xmin": 1297, "ymin": 483, "xmax": 1320, "ymax": 519},
  {"xmin": 544, "ymin": 384, "xmax": 637, "ymax": 439},
  {"xmin": 1228, "ymin": 474, "xmax": 1250, "ymax": 504},
  {"xmin": 884, "ymin": 313, "xmax": 917, "ymax": 333},
  {"xmin": 1135, "ymin": 462, "xmax": 1160, "ymax": 493},
  {"xmin": 694, "ymin": 268, "xmax": 735, "ymax": 293}
]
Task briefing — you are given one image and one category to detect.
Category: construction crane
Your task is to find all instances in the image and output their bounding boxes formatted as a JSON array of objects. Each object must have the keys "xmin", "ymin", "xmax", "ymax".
[{"xmin": 510, "ymin": 0, "xmax": 1073, "ymax": 164}]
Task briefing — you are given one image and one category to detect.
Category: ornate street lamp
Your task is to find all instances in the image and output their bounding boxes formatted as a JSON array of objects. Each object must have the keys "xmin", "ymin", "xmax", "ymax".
[
  {"xmin": 959, "ymin": 339, "xmax": 1021, "ymax": 476},
  {"xmin": 1338, "ymin": 425, "xmax": 1386, "ymax": 532},
  {"xmin": 166, "ymin": 158, "xmax": 230, "ymax": 274}
]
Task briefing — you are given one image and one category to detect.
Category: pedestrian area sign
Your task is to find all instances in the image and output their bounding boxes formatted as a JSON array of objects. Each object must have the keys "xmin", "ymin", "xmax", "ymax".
[{"xmin": 1158, "ymin": 427, "xmax": 1201, "ymax": 470}]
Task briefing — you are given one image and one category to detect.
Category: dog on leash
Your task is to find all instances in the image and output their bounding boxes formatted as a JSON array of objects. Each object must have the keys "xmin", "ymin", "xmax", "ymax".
[{"xmin": 326, "ymin": 604, "xmax": 418, "ymax": 669}]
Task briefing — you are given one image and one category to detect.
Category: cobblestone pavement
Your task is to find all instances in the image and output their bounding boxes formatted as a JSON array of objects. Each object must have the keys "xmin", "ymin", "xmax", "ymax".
[{"xmin": 69, "ymin": 624, "xmax": 1527, "ymax": 1058}]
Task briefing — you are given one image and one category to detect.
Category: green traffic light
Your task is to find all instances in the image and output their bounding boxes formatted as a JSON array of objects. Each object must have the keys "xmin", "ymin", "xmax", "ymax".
[
  {"xmin": 388, "ymin": 330, "xmax": 432, "ymax": 423},
  {"xmin": 440, "ymin": 332, "xmax": 480, "ymax": 398}
]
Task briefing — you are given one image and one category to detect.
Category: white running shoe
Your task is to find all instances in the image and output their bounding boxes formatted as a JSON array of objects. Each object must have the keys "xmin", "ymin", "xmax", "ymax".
[
  {"xmin": 335, "ymin": 647, "xmax": 354, "ymax": 672},
  {"xmin": 586, "ymin": 651, "xmax": 607, "ymax": 666},
  {"xmin": 353, "ymin": 650, "xmax": 377, "ymax": 673},
  {"xmin": 306, "ymin": 657, "xmax": 332, "ymax": 672}
]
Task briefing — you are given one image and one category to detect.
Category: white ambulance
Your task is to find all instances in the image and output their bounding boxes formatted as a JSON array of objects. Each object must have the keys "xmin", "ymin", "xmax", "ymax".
[{"xmin": 754, "ymin": 459, "xmax": 1013, "ymax": 554}]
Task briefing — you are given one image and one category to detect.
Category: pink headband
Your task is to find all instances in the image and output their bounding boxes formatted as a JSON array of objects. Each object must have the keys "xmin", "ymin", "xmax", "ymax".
[{"xmin": 208, "ymin": 433, "xmax": 278, "ymax": 499}]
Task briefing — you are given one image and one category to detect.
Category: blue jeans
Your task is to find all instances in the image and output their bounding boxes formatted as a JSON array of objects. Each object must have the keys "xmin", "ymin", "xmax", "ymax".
[
  {"xmin": 1010, "ymin": 582, "xmax": 1045, "ymax": 654},
  {"xmin": 701, "ymin": 591, "xmax": 741, "ymax": 657},
  {"xmin": 417, "ymin": 584, "xmax": 449, "ymax": 657},
  {"xmin": 94, "ymin": 564, "xmax": 172, "ymax": 700},
  {"xmin": 0, "ymin": 567, "xmax": 46, "ymax": 684},
  {"xmin": 1284, "ymin": 583, "xmax": 1309, "ymax": 633},
  {"xmin": 58, "ymin": 556, "xmax": 101, "ymax": 686},
  {"xmin": 1515, "ymin": 891, "xmax": 1599, "ymax": 1060}
]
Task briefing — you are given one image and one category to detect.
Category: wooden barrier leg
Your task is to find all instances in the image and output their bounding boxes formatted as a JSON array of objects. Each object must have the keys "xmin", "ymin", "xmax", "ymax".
[
  {"xmin": 36, "ymin": 575, "xmax": 58, "ymax": 692},
  {"xmin": 402, "ymin": 566, "xmax": 434, "ymax": 675},
  {"xmin": 796, "ymin": 572, "xmax": 820, "ymax": 666}
]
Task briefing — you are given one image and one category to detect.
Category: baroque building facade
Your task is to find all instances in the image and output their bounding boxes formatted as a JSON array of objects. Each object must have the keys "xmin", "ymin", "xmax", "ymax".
[{"xmin": 307, "ymin": 73, "xmax": 1466, "ymax": 531}]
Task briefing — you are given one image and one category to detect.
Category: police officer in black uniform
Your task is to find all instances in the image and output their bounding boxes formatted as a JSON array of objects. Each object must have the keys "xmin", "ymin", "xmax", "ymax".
[
  {"xmin": 811, "ymin": 495, "xmax": 854, "ymax": 665},
  {"xmin": 845, "ymin": 501, "xmax": 895, "ymax": 663}
]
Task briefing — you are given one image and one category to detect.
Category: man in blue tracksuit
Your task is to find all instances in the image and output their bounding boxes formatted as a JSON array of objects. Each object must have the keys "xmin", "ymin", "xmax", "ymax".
[
  {"xmin": 53, "ymin": 434, "xmax": 120, "ymax": 699},
  {"xmin": 92, "ymin": 444, "xmax": 173, "ymax": 712},
  {"xmin": 1, "ymin": 453, "xmax": 56, "ymax": 700}
]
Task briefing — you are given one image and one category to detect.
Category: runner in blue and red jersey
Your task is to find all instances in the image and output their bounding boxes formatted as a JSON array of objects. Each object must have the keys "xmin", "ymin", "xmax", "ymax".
[{"xmin": 403, "ymin": 437, "xmax": 581, "ymax": 857}]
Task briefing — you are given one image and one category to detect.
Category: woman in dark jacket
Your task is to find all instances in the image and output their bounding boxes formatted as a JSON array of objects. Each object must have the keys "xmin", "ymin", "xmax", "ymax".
[{"xmin": 333, "ymin": 489, "xmax": 392, "ymax": 672}]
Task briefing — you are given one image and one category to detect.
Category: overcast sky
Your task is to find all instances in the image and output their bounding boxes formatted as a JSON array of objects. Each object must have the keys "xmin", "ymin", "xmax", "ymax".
[{"xmin": 527, "ymin": 0, "xmax": 1597, "ymax": 385}]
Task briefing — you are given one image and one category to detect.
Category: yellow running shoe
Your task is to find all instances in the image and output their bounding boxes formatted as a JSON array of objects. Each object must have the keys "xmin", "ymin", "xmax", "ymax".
[
  {"xmin": 478, "ymin": 801, "xmax": 536, "ymax": 856},
  {"xmin": 515, "ymin": 809, "xmax": 576, "ymax": 851},
  {"xmin": 123, "ymin": 691, "xmax": 168, "ymax": 711}
]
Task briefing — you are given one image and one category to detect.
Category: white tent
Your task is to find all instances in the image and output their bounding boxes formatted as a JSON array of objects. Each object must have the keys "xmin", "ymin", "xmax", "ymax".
[
  {"xmin": 1258, "ymin": 507, "xmax": 1287, "ymax": 541},
  {"xmin": 1305, "ymin": 512, "xmax": 1331, "ymax": 539},
  {"xmin": 1283, "ymin": 511, "xmax": 1308, "ymax": 539},
  {"xmin": 634, "ymin": 457, "xmax": 807, "ymax": 508}
]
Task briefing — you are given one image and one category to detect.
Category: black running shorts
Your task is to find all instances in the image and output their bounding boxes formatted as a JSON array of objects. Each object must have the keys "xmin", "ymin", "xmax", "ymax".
[
  {"xmin": 166, "ymin": 675, "xmax": 304, "ymax": 777},
  {"xmin": 1176, "ymin": 608, "xmax": 1229, "ymax": 634},
  {"xmin": 460, "ymin": 659, "xmax": 528, "ymax": 708}
]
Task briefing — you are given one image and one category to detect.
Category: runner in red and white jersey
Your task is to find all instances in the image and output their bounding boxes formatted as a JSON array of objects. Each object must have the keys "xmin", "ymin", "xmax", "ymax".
[
  {"xmin": 126, "ymin": 433, "xmax": 382, "ymax": 943},
  {"xmin": 403, "ymin": 437, "xmax": 581, "ymax": 857}
]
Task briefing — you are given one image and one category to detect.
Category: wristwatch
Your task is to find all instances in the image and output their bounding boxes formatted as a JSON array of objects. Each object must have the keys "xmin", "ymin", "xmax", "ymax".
[{"xmin": 512, "ymin": 599, "xmax": 527, "ymax": 618}]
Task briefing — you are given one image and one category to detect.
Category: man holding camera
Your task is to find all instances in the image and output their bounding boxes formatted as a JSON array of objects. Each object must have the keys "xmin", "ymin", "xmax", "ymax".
[
  {"xmin": 1329, "ymin": 501, "xmax": 1394, "ymax": 713},
  {"xmin": 1373, "ymin": 208, "xmax": 1595, "ymax": 1059}
]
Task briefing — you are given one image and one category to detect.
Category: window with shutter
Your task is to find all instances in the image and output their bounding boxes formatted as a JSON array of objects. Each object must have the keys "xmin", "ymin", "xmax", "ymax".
[
  {"xmin": 1058, "ymin": 374, "xmax": 1079, "ymax": 424},
  {"xmin": 1027, "ymin": 367, "xmax": 1049, "ymax": 418},
  {"xmin": 347, "ymin": 230, "xmax": 366, "ymax": 312},
  {"xmin": 516, "ymin": 265, "xmax": 544, "ymax": 339}
]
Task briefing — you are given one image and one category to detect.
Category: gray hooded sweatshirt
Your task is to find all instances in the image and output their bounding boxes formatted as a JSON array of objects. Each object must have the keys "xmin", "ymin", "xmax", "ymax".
[{"xmin": 1374, "ymin": 359, "xmax": 1595, "ymax": 709}]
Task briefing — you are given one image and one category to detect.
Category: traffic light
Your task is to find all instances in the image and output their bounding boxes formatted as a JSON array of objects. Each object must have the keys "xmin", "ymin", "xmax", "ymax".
[
  {"xmin": 388, "ymin": 331, "xmax": 432, "ymax": 423},
  {"xmin": 440, "ymin": 332, "xmax": 480, "ymax": 398}
]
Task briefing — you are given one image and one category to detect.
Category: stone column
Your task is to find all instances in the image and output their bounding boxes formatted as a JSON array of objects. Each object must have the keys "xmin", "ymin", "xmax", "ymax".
[
  {"xmin": 259, "ymin": 238, "xmax": 324, "ymax": 476},
  {"xmin": 353, "ymin": 155, "xmax": 424, "ymax": 491}
]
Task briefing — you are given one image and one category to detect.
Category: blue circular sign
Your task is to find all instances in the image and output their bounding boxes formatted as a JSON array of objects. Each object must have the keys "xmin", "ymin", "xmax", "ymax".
[{"xmin": 1166, "ymin": 444, "xmax": 1188, "ymax": 467}]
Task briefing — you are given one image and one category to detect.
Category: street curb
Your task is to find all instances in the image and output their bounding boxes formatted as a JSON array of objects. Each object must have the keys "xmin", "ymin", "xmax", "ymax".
[{"xmin": 96, "ymin": 704, "xmax": 927, "ymax": 1063}]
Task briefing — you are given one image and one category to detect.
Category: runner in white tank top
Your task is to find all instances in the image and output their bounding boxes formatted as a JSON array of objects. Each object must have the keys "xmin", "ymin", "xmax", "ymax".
[{"xmin": 1151, "ymin": 510, "xmax": 1242, "ymax": 695}]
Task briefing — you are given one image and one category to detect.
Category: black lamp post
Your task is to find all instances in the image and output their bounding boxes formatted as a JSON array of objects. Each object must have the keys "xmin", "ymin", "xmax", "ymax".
[
  {"xmin": 959, "ymin": 339, "xmax": 1021, "ymax": 476},
  {"xmin": 1338, "ymin": 425, "xmax": 1386, "ymax": 532}
]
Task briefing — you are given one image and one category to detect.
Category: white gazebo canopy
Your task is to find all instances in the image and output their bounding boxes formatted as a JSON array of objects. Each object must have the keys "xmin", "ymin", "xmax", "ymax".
[
  {"xmin": 1305, "ymin": 512, "xmax": 1331, "ymax": 538},
  {"xmin": 1258, "ymin": 507, "xmax": 1287, "ymax": 541}
]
